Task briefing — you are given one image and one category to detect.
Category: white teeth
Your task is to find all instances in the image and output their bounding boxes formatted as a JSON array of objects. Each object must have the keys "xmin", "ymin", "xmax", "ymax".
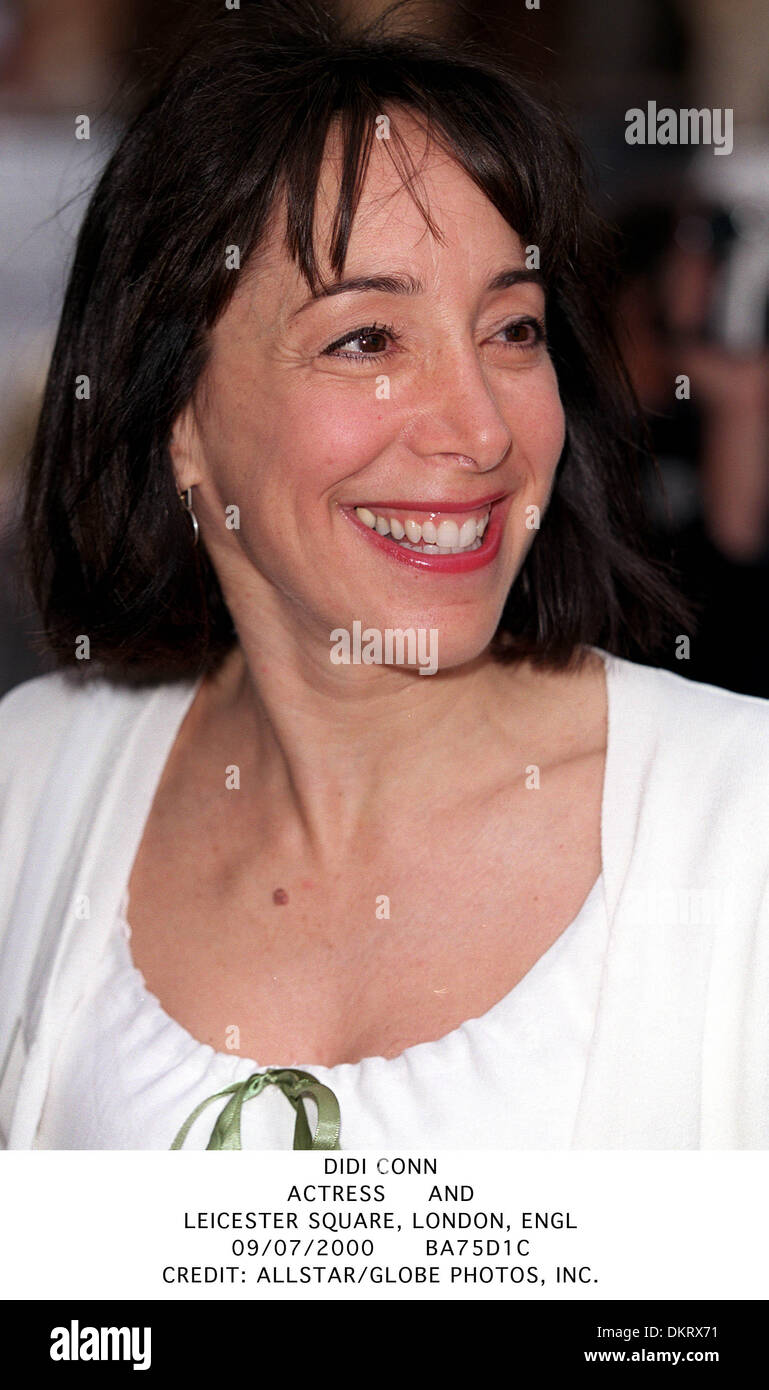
[
  {"xmin": 354, "ymin": 504, "xmax": 492, "ymax": 554},
  {"xmin": 436, "ymin": 519, "xmax": 460, "ymax": 548}
]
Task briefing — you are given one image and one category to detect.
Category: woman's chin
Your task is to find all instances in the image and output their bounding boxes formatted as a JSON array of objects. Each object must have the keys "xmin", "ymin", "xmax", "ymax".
[{"xmin": 324, "ymin": 615, "xmax": 499, "ymax": 679}]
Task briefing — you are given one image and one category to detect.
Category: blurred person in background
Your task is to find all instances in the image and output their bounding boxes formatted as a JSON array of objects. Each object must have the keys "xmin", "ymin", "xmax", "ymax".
[
  {"xmin": 614, "ymin": 157, "xmax": 769, "ymax": 697},
  {"xmin": 0, "ymin": 0, "xmax": 197, "ymax": 694},
  {"xmin": 0, "ymin": 0, "xmax": 138, "ymax": 693}
]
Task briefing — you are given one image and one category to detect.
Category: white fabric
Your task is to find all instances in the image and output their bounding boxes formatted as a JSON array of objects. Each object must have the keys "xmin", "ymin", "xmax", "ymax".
[
  {"xmin": 1, "ymin": 646, "xmax": 769, "ymax": 1149},
  {"xmin": 34, "ymin": 874, "xmax": 606, "ymax": 1149}
]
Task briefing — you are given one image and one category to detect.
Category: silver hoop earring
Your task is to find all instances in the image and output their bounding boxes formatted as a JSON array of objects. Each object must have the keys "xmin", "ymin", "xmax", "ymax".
[{"xmin": 179, "ymin": 487, "xmax": 200, "ymax": 547}]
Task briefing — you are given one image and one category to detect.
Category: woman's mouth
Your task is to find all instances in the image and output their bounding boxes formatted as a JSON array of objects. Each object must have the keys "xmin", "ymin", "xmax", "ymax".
[
  {"xmin": 341, "ymin": 494, "xmax": 510, "ymax": 572},
  {"xmin": 355, "ymin": 503, "xmax": 489, "ymax": 553}
]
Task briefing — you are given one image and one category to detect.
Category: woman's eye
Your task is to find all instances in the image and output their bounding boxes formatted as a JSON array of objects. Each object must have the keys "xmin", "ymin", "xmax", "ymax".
[
  {"xmin": 497, "ymin": 316, "xmax": 546, "ymax": 349},
  {"xmin": 323, "ymin": 323, "xmax": 395, "ymax": 361},
  {"xmin": 322, "ymin": 315, "xmax": 546, "ymax": 364}
]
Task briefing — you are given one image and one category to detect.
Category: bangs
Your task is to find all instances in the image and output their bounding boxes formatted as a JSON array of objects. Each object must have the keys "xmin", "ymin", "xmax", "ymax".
[{"xmin": 252, "ymin": 55, "xmax": 584, "ymax": 298}]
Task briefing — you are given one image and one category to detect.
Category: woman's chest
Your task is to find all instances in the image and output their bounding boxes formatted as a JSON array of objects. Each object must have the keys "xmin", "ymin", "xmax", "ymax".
[{"xmin": 125, "ymin": 751, "xmax": 604, "ymax": 1068}]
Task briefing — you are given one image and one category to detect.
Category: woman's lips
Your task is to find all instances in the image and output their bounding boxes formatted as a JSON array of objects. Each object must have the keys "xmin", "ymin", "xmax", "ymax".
[{"xmin": 341, "ymin": 494, "xmax": 512, "ymax": 573}]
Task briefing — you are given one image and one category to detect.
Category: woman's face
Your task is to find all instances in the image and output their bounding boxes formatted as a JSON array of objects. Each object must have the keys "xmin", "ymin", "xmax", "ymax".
[{"xmin": 173, "ymin": 112, "xmax": 566, "ymax": 674}]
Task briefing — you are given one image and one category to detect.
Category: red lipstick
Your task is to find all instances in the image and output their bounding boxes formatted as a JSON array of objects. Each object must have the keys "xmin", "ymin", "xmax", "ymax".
[{"xmin": 341, "ymin": 494, "xmax": 512, "ymax": 574}]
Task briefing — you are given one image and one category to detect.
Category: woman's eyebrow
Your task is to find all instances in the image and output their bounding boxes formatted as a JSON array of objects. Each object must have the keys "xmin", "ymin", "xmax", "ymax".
[{"xmin": 289, "ymin": 266, "xmax": 543, "ymax": 318}]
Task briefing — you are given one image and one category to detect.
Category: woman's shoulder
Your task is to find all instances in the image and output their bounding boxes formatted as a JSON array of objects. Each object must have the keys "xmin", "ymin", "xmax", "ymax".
[
  {"xmin": 603, "ymin": 648, "xmax": 769, "ymax": 737},
  {"xmin": 0, "ymin": 669, "xmax": 154, "ymax": 760},
  {"xmin": 594, "ymin": 652, "xmax": 769, "ymax": 931},
  {"xmin": 599, "ymin": 650, "xmax": 769, "ymax": 820},
  {"xmin": 0, "ymin": 667, "xmax": 100, "ymax": 728},
  {"xmin": 0, "ymin": 668, "xmax": 198, "ymax": 807}
]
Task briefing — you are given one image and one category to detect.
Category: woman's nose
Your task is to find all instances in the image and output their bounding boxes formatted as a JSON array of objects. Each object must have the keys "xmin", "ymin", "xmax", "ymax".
[{"xmin": 400, "ymin": 344, "xmax": 513, "ymax": 473}]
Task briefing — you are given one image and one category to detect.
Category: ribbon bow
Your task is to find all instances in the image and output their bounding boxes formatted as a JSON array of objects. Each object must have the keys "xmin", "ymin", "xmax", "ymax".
[{"xmin": 170, "ymin": 1068, "xmax": 342, "ymax": 1150}]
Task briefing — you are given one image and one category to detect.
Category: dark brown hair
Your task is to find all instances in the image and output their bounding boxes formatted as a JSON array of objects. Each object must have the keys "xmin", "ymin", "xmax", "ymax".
[{"xmin": 22, "ymin": 0, "xmax": 694, "ymax": 684}]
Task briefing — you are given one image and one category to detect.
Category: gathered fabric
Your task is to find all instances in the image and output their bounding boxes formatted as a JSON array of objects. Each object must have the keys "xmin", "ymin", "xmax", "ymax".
[{"xmin": 32, "ymin": 871, "xmax": 606, "ymax": 1150}]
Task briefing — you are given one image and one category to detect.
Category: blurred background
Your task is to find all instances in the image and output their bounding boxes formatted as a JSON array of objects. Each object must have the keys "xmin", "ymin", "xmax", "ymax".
[{"xmin": 1, "ymin": 0, "xmax": 768, "ymax": 696}]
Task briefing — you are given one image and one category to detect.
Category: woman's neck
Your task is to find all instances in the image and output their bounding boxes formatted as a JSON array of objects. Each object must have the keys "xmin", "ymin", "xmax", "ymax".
[{"xmin": 195, "ymin": 636, "xmax": 594, "ymax": 861}]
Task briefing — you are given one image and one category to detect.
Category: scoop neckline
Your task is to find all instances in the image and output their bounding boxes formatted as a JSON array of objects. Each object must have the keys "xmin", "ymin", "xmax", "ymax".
[
  {"xmin": 116, "ymin": 867, "xmax": 606, "ymax": 1078},
  {"xmin": 116, "ymin": 644, "xmax": 614, "ymax": 1075}
]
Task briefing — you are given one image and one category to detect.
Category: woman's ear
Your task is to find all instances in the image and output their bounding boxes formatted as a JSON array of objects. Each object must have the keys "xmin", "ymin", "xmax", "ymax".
[{"xmin": 168, "ymin": 399, "xmax": 203, "ymax": 494}]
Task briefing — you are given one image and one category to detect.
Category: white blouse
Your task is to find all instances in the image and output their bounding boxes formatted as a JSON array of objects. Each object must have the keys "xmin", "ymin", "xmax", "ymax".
[
  {"xmin": 5, "ymin": 648, "xmax": 769, "ymax": 1150},
  {"xmin": 35, "ymin": 874, "xmax": 607, "ymax": 1149}
]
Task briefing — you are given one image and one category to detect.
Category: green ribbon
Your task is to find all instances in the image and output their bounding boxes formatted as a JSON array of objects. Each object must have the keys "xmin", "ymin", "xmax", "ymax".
[{"xmin": 170, "ymin": 1068, "xmax": 342, "ymax": 1150}]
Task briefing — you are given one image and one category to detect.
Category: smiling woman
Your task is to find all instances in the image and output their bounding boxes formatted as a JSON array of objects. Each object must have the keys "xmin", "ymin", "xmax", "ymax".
[{"xmin": 1, "ymin": 0, "xmax": 768, "ymax": 1152}]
